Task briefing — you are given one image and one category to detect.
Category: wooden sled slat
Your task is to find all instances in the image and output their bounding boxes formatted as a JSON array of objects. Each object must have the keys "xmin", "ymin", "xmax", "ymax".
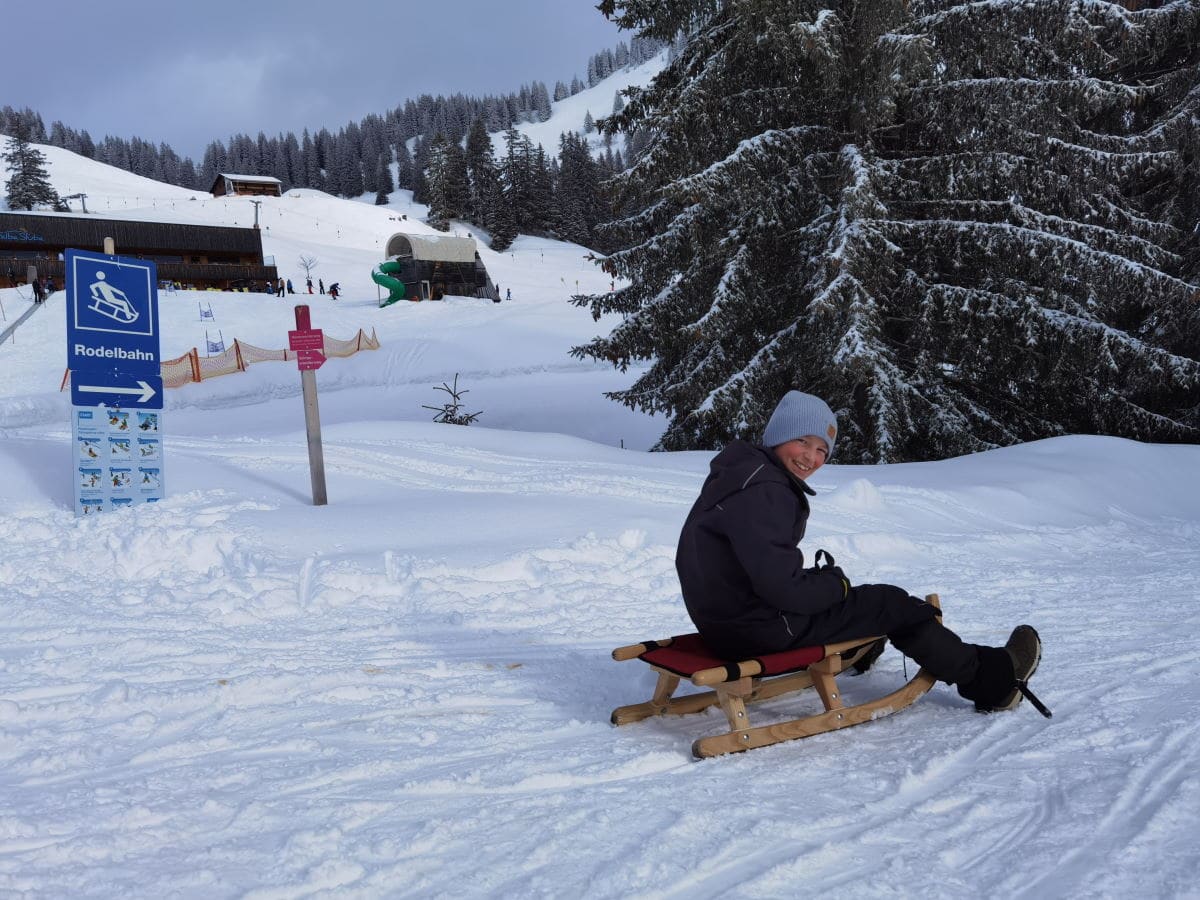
[
  {"xmin": 692, "ymin": 667, "xmax": 937, "ymax": 758},
  {"xmin": 611, "ymin": 668, "xmax": 818, "ymax": 726},
  {"xmin": 611, "ymin": 594, "xmax": 941, "ymax": 758}
]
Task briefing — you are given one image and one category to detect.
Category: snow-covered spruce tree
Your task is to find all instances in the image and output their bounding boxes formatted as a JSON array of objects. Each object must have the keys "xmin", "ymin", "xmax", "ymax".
[
  {"xmin": 488, "ymin": 130, "xmax": 520, "ymax": 251},
  {"xmin": 332, "ymin": 134, "xmax": 364, "ymax": 198},
  {"xmin": 555, "ymin": 131, "xmax": 607, "ymax": 247},
  {"xmin": 410, "ymin": 136, "xmax": 431, "ymax": 205},
  {"xmin": 883, "ymin": 0, "xmax": 1200, "ymax": 457},
  {"xmin": 465, "ymin": 118, "xmax": 501, "ymax": 231},
  {"xmin": 395, "ymin": 140, "xmax": 414, "ymax": 192},
  {"xmin": 533, "ymin": 81, "xmax": 554, "ymax": 122},
  {"xmin": 528, "ymin": 145, "xmax": 557, "ymax": 233},
  {"xmin": 4, "ymin": 123, "xmax": 60, "ymax": 211},
  {"xmin": 424, "ymin": 133, "xmax": 469, "ymax": 231},
  {"xmin": 373, "ymin": 154, "xmax": 392, "ymax": 205},
  {"xmin": 574, "ymin": 0, "xmax": 1200, "ymax": 460},
  {"xmin": 500, "ymin": 129, "xmax": 556, "ymax": 235},
  {"xmin": 301, "ymin": 131, "xmax": 321, "ymax": 190},
  {"xmin": 500, "ymin": 128, "xmax": 533, "ymax": 228},
  {"xmin": 489, "ymin": 189, "xmax": 519, "ymax": 252},
  {"xmin": 574, "ymin": 0, "xmax": 936, "ymax": 458}
]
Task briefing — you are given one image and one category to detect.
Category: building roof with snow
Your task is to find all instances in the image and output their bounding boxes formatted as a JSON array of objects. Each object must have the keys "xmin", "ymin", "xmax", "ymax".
[
  {"xmin": 210, "ymin": 173, "xmax": 283, "ymax": 198},
  {"xmin": 385, "ymin": 232, "xmax": 478, "ymax": 264}
]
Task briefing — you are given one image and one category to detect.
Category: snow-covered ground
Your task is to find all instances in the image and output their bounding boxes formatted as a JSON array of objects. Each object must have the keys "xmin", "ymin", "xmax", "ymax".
[{"xmin": 2, "ymin": 115, "xmax": 1200, "ymax": 898}]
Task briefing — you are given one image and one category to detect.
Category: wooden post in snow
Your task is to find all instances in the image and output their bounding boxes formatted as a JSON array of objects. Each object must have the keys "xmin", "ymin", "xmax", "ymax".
[{"xmin": 289, "ymin": 305, "xmax": 328, "ymax": 506}]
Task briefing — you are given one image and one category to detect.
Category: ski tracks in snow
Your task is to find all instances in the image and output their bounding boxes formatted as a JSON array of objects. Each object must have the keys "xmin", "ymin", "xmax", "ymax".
[{"xmin": 2, "ymin": 436, "xmax": 1199, "ymax": 896}]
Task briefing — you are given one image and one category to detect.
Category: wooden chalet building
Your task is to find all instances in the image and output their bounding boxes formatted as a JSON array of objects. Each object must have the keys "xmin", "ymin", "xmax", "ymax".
[
  {"xmin": 209, "ymin": 173, "xmax": 283, "ymax": 198},
  {"xmin": 0, "ymin": 211, "xmax": 278, "ymax": 291}
]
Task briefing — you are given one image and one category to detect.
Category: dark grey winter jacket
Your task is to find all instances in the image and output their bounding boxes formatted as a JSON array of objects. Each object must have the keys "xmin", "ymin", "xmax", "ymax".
[{"xmin": 675, "ymin": 440, "xmax": 847, "ymax": 658}]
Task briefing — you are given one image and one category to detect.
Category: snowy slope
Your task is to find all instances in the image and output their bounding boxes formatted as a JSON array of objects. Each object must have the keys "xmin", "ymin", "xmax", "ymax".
[
  {"xmin": 501, "ymin": 53, "xmax": 665, "ymax": 156},
  {"xmin": 3, "ymin": 138, "xmax": 661, "ymax": 450},
  {"xmin": 2, "ymin": 99, "xmax": 1200, "ymax": 899}
]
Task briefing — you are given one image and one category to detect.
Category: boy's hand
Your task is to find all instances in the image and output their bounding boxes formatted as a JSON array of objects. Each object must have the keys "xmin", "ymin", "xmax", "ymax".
[
  {"xmin": 814, "ymin": 549, "xmax": 850, "ymax": 599},
  {"xmin": 829, "ymin": 565, "xmax": 850, "ymax": 599}
]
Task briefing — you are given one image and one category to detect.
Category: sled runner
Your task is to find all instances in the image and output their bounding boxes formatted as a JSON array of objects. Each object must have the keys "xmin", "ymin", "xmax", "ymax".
[{"xmin": 610, "ymin": 595, "xmax": 941, "ymax": 758}]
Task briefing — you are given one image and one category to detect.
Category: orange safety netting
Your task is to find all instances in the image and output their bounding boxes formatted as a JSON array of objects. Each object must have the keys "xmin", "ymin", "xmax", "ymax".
[{"xmin": 63, "ymin": 328, "xmax": 380, "ymax": 392}]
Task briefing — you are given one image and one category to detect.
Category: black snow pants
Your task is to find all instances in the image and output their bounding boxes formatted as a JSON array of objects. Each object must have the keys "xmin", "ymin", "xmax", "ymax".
[{"xmin": 785, "ymin": 583, "xmax": 1005, "ymax": 702}]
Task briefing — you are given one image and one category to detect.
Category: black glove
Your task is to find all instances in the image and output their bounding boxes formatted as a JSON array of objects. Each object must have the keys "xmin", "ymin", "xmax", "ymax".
[{"xmin": 813, "ymin": 549, "xmax": 850, "ymax": 600}]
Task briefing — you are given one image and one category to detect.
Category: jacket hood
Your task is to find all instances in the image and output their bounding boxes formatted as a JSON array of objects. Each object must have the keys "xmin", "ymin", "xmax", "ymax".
[{"xmin": 696, "ymin": 440, "xmax": 815, "ymax": 510}]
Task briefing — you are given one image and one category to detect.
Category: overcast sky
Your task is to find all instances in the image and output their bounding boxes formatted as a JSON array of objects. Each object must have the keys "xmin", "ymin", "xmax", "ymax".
[{"xmin": 7, "ymin": 1, "xmax": 624, "ymax": 160}]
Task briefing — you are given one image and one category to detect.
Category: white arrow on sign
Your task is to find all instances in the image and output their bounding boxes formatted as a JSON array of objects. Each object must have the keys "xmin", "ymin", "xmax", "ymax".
[{"xmin": 78, "ymin": 380, "xmax": 158, "ymax": 403}]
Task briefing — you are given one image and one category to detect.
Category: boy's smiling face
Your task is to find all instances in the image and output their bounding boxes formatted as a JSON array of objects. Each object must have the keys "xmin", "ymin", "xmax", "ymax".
[{"xmin": 772, "ymin": 435, "xmax": 829, "ymax": 482}]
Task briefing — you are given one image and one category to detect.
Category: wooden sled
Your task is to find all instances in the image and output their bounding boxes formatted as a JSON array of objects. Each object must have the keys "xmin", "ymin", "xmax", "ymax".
[{"xmin": 611, "ymin": 594, "xmax": 941, "ymax": 758}]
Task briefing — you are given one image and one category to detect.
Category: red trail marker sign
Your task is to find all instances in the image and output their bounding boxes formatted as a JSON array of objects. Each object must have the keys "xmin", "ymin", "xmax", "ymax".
[
  {"xmin": 296, "ymin": 348, "xmax": 326, "ymax": 371},
  {"xmin": 291, "ymin": 305, "xmax": 327, "ymax": 505},
  {"xmin": 288, "ymin": 314, "xmax": 325, "ymax": 372}
]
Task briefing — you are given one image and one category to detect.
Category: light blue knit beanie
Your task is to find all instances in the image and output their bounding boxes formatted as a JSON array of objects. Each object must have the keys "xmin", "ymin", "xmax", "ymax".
[{"xmin": 762, "ymin": 391, "xmax": 838, "ymax": 455}]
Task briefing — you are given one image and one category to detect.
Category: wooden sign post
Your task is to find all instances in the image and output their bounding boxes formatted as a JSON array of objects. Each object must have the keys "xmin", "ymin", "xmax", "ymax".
[{"xmin": 288, "ymin": 305, "xmax": 328, "ymax": 505}]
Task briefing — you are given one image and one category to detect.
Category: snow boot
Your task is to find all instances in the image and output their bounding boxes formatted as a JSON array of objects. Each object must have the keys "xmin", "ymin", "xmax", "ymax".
[{"xmin": 973, "ymin": 625, "xmax": 1052, "ymax": 718}]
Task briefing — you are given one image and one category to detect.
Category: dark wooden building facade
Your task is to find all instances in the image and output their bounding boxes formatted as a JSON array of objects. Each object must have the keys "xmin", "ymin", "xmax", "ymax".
[
  {"xmin": 209, "ymin": 173, "xmax": 283, "ymax": 198},
  {"xmin": 0, "ymin": 212, "xmax": 278, "ymax": 290}
]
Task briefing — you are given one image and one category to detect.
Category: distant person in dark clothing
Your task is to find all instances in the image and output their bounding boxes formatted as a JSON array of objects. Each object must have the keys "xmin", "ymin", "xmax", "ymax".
[
  {"xmin": 328, "ymin": 283, "xmax": 339, "ymax": 300},
  {"xmin": 306, "ymin": 277, "xmax": 313, "ymax": 294},
  {"xmin": 287, "ymin": 279, "xmax": 295, "ymax": 295},
  {"xmin": 32, "ymin": 277, "xmax": 44, "ymax": 303},
  {"xmin": 319, "ymin": 279, "xmax": 324, "ymax": 294},
  {"xmin": 6, "ymin": 266, "xmax": 14, "ymax": 287}
]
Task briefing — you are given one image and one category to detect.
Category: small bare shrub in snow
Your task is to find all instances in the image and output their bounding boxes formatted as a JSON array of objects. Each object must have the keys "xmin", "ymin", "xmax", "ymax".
[{"xmin": 422, "ymin": 374, "xmax": 482, "ymax": 425}]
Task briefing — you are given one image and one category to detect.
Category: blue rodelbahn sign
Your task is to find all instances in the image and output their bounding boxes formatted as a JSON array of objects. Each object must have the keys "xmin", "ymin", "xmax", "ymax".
[
  {"xmin": 66, "ymin": 248, "xmax": 166, "ymax": 515},
  {"xmin": 66, "ymin": 248, "xmax": 162, "ymax": 390}
]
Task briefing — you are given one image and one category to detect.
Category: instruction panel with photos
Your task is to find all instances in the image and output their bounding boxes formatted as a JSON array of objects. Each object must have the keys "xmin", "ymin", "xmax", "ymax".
[{"xmin": 72, "ymin": 407, "xmax": 164, "ymax": 515}]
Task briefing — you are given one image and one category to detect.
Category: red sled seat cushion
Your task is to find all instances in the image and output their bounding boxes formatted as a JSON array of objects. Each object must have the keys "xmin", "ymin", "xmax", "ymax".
[{"xmin": 640, "ymin": 634, "xmax": 825, "ymax": 679}]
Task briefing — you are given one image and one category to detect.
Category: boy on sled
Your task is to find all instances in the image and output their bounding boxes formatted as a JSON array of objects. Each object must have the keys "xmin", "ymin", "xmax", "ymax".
[{"xmin": 675, "ymin": 390, "xmax": 1048, "ymax": 716}]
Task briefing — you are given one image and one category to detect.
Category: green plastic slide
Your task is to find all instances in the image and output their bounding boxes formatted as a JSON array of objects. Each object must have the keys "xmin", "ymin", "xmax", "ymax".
[{"xmin": 372, "ymin": 259, "xmax": 409, "ymax": 307}]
